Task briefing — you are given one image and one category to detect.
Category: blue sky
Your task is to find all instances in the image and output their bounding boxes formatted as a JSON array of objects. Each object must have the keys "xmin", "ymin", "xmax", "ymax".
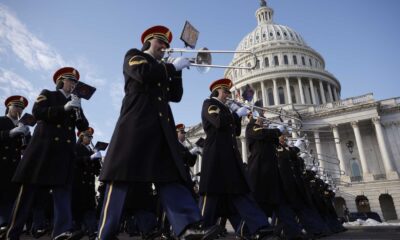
[{"xmin": 1, "ymin": 0, "xmax": 399, "ymax": 144}]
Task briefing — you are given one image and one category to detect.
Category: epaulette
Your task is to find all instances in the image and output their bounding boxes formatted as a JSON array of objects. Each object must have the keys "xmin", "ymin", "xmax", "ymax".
[
  {"xmin": 128, "ymin": 55, "xmax": 148, "ymax": 66},
  {"xmin": 207, "ymin": 105, "xmax": 220, "ymax": 115},
  {"xmin": 35, "ymin": 95, "xmax": 47, "ymax": 103},
  {"xmin": 252, "ymin": 126, "xmax": 263, "ymax": 132}
]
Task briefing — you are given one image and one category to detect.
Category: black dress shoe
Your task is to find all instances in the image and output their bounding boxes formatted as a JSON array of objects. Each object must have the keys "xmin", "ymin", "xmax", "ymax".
[
  {"xmin": 32, "ymin": 228, "xmax": 48, "ymax": 238},
  {"xmin": 0, "ymin": 226, "xmax": 7, "ymax": 240},
  {"xmin": 179, "ymin": 225, "xmax": 221, "ymax": 240},
  {"xmin": 53, "ymin": 230, "xmax": 84, "ymax": 240},
  {"xmin": 250, "ymin": 226, "xmax": 275, "ymax": 240},
  {"xmin": 142, "ymin": 228, "xmax": 162, "ymax": 240}
]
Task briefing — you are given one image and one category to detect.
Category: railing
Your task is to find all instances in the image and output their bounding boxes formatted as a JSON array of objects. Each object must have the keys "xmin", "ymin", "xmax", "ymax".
[{"xmin": 310, "ymin": 93, "xmax": 374, "ymax": 113}]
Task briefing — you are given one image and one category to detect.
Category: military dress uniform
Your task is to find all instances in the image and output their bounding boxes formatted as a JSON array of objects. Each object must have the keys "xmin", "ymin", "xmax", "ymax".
[
  {"xmin": 245, "ymin": 118, "xmax": 281, "ymax": 215},
  {"xmin": 0, "ymin": 96, "xmax": 29, "ymax": 237},
  {"xmin": 199, "ymin": 78, "xmax": 270, "ymax": 236},
  {"xmin": 72, "ymin": 128, "xmax": 101, "ymax": 239},
  {"xmin": 6, "ymin": 67, "xmax": 89, "ymax": 240},
  {"xmin": 176, "ymin": 124, "xmax": 198, "ymax": 192},
  {"xmin": 98, "ymin": 26, "xmax": 207, "ymax": 240}
]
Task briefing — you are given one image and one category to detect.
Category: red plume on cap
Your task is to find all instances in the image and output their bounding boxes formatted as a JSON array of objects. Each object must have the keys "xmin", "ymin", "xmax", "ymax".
[
  {"xmin": 4, "ymin": 95, "xmax": 28, "ymax": 109},
  {"xmin": 209, "ymin": 78, "xmax": 233, "ymax": 92},
  {"xmin": 53, "ymin": 67, "xmax": 80, "ymax": 84},
  {"xmin": 141, "ymin": 25, "xmax": 172, "ymax": 47}
]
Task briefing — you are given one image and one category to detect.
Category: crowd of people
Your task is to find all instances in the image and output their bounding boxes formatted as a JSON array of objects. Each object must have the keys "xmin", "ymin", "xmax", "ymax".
[{"xmin": 0, "ymin": 25, "xmax": 346, "ymax": 240}]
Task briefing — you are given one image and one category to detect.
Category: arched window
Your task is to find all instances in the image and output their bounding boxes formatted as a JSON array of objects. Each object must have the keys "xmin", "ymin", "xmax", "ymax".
[
  {"xmin": 284, "ymin": 55, "xmax": 288, "ymax": 65},
  {"xmin": 379, "ymin": 194, "xmax": 398, "ymax": 221},
  {"xmin": 293, "ymin": 55, "xmax": 297, "ymax": 65},
  {"xmin": 264, "ymin": 57, "xmax": 269, "ymax": 67},
  {"xmin": 301, "ymin": 56, "xmax": 306, "ymax": 65},
  {"xmin": 278, "ymin": 86, "xmax": 285, "ymax": 104},
  {"xmin": 290, "ymin": 86, "xmax": 296, "ymax": 103},
  {"xmin": 351, "ymin": 161, "xmax": 361, "ymax": 177},
  {"xmin": 267, "ymin": 88, "xmax": 274, "ymax": 105},
  {"xmin": 274, "ymin": 56, "xmax": 279, "ymax": 66},
  {"xmin": 309, "ymin": 58, "xmax": 312, "ymax": 66}
]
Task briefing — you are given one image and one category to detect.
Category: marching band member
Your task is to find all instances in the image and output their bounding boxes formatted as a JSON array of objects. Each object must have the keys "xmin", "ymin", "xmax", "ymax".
[
  {"xmin": 72, "ymin": 127, "xmax": 101, "ymax": 240},
  {"xmin": 176, "ymin": 123, "xmax": 200, "ymax": 192},
  {"xmin": 97, "ymin": 25, "xmax": 219, "ymax": 240},
  {"xmin": 199, "ymin": 78, "xmax": 274, "ymax": 239},
  {"xmin": 6, "ymin": 67, "xmax": 89, "ymax": 240},
  {"xmin": 0, "ymin": 96, "xmax": 29, "ymax": 239}
]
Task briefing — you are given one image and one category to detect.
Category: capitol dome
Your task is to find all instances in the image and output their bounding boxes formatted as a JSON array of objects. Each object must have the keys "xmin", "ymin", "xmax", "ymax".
[{"xmin": 225, "ymin": 0, "xmax": 341, "ymax": 107}]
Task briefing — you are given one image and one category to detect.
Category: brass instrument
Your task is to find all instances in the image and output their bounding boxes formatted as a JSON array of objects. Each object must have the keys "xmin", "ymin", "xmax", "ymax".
[{"xmin": 163, "ymin": 47, "xmax": 257, "ymax": 73}]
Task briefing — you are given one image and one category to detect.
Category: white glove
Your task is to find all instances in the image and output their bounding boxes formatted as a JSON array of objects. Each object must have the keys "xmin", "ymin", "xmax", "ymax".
[
  {"xmin": 236, "ymin": 106, "xmax": 250, "ymax": 117},
  {"xmin": 9, "ymin": 125, "xmax": 29, "ymax": 138},
  {"xmin": 172, "ymin": 57, "xmax": 191, "ymax": 71},
  {"xmin": 228, "ymin": 102, "xmax": 241, "ymax": 112},
  {"xmin": 190, "ymin": 146, "xmax": 200, "ymax": 155},
  {"xmin": 64, "ymin": 96, "xmax": 81, "ymax": 111},
  {"xmin": 90, "ymin": 151, "xmax": 102, "ymax": 160}
]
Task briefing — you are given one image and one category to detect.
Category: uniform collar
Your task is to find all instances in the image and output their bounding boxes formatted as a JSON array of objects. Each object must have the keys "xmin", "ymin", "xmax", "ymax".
[
  {"xmin": 6, "ymin": 115, "xmax": 18, "ymax": 126},
  {"xmin": 58, "ymin": 89, "xmax": 71, "ymax": 99}
]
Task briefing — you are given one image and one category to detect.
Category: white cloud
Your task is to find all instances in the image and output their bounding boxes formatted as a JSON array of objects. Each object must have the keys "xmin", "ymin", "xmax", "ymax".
[
  {"xmin": 109, "ymin": 82, "xmax": 124, "ymax": 111},
  {"xmin": 0, "ymin": 4, "xmax": 65, "ymax": 71},
  {"xmin": 0, "ymin": 68, "xmax": 40, "ymax": 105}
]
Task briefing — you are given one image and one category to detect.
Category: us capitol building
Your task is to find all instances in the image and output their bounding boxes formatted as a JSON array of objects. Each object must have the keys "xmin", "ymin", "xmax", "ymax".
[{"xmin": 187, "ymin": 0, "xmax": 400, "ymax": 221}]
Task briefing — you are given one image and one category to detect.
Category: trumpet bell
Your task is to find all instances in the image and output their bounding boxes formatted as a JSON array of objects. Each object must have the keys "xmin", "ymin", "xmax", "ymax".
[{"xmin": 195, "ymin": 48, "xmax": 212, "ymax": 73}]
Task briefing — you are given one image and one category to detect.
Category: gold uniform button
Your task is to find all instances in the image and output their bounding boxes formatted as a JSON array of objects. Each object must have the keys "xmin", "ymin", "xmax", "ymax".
[
  {"xmin": 157, "ymin": 83, "xmax": 161, "ymax": 87},
  {"xmin": 167, "ymin": 118, "xmax": 170, "ymax": 122},
  {"xmin": 5, "ymin": 146, "xmax": 9, "ymax": 149},
  {"xmin": 57, "ymin": 124, "xmax": 61, "ymax": 128},
  {"xmin": 159, "ymin": 113, "xmax": 163, "ymax": 117},
  {"xmin": 67, "ymin": 140, "xmax": 71, "ymax": 143},
  {"xmin": 167, "ymin": 87, "xmax": 170, "ymax": 91},
  {"xmin": 68, "ymin": 127, "xmax": 73, "ymax": 130},
  {"xmin": 158, "ymin": 97, "xmax": 162, "ymax": 101},
  {"xmin": 2, "ymin": 157, "xmax": 6, "ymax": 160},
  {"xmin": 54, "ymin": 137, "xmax": 59, "ymax": 141}
]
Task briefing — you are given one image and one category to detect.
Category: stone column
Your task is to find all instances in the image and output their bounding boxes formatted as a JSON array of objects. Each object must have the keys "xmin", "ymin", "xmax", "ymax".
[
  {"xmin": 285, "ymin": 77, "xmax": 292, "ymax": 104},
  {"xmin": 319, "ymin": 80, "xmax": 326, "ymax": 104},
  {"xmin": 309, "ymin": 78, "xmax": 317, "ymax": 104},
  {"xmin": 327, "ymin": 84, "xmax": 334, "ymax": 103},
  {"xmin": 351, "ymin": 121, "xmax": 373, "ymax": 181},
  {"xmin": 372, "ymin": 117, "xmax": 399, "ymax": 179},
  {"xmin": 241, "ymin": 137, "xmax": 248, "ymax": 163},
  {"xmin": 273, "ymin": 78, "xmax": 279, "ymax": 105},
  {"xmin": 252, "ymin": 83, "xmax": 258, "ymax": 103},
  {"xmin": 261, "ymin": 81, "xmax": 268, "ymax": 107},
  {"xmin": 332, "ymin": 125, "xmax": 350, "ymax": 182},
  {"xmin": 291, "ymin": 122, "xmax": 298, "ymax": 139},
  {"xmin": 314, "ymin": 131, "xmax": 325, "ymax": 169},
  {"xmin": 333, "ymin": 87, "xmax": 339, "ymax": 101},
  {"xmin": 297, "ymin": 77, "xmax": 305, "ymax": 104}
]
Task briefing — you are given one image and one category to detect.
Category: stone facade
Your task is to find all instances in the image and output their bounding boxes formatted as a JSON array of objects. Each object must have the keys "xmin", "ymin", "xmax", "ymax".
[{"xmin": 186, "ymin": 1, "xmax": 400, "ymax": 221}]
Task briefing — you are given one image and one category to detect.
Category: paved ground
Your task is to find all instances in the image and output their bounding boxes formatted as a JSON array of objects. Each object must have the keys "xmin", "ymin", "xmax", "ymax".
[{"xmin": 18, "ymin": 226, "xmax": 400, "ymax": 239}]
